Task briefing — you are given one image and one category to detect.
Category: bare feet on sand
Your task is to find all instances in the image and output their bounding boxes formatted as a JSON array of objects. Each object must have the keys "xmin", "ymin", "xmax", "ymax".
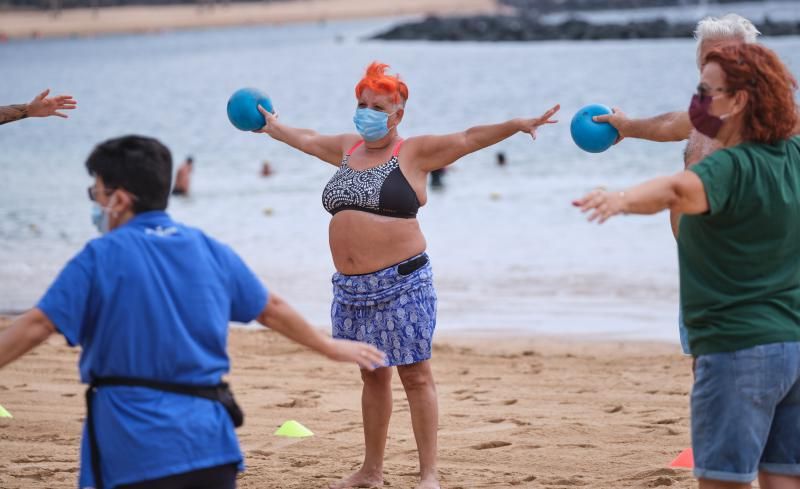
[
  {"xmin": 416, "ymin": 475, "xmax": 441, "ymax": 489},
  {"xmin": 328, "ymin": 469, "xmax": 384, "ymax": 489}
]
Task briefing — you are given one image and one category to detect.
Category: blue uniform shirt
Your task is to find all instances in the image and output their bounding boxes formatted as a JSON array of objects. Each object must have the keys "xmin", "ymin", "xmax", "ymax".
[{"xmin": 36, "ymin": 211, "xmax": 268, "ymax": 489}]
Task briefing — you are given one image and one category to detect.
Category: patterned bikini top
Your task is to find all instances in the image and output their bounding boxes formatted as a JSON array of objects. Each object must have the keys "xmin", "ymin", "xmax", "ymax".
[{"xmin": 321, "ymin": 139, "xmax": 420, "ymax": 219}]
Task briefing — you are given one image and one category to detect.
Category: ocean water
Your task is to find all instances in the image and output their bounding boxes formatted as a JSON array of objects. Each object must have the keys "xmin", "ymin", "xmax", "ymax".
[
  {"xmin": 1, "ymin": 15, "xmax": 799, "ymax": 343},
  {"xmin": 542, "ymin": 0, "xmax": 800, "ymax": 24}
]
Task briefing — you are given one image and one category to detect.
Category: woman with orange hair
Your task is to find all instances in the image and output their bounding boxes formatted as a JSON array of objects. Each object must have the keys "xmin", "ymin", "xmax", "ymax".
[
  {"xmin": 254, "ymin": 61, "xmax": 558, "ymax": 489},
  {"xmin": 575, "ymin": 44, "xmax": 800, "ymax": 489}
]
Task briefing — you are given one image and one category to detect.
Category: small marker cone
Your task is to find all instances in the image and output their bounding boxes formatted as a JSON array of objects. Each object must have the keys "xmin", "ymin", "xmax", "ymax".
[
  {"xmin": 0, "ymin": 404, "xmax": 13, "ymax": 418},
  {"xmin": 669, "ymin": 448, "xmax": 693, "ymax": 468},
  {"xmin": 274, "ymin": 420, "xmax": 313, "ymax": 438}
]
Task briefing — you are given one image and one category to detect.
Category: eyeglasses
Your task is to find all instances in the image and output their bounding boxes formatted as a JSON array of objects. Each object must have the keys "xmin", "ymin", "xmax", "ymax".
[
  {"xmin": 696, "ymin": 83, "xmax": 730, "ymax": 97},
  {"xmin": 87, "ymin": 185, "xmax": 139, "ymax": 202},
  {"xmin": 87, "ymin": 185, "xmax": 115, "ymax": 202}
]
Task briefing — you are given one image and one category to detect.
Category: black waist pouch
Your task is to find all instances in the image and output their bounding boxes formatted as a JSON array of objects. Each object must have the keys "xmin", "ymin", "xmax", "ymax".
[
  {"xmin": 397, "ymin": 254, "xmax": 429, "ymax": 276},
  {"xmin": 86, "ymin": 377, "xmax": 243, "ymax": 489}
]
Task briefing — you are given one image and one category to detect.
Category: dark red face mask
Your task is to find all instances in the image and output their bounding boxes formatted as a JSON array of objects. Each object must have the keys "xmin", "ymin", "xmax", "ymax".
[{"xmin": 689, "ymin": 94, "xmax": 725, "ymax": 138}]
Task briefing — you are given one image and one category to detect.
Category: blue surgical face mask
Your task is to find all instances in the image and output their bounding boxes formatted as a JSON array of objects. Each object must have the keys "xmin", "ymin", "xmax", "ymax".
[
  {"xmin": 353, "ymin": 107, "xmax": 395, "ymax": 141},
  {"xmin": 91, "ymin": 197, "xmax": 114, "ymax": 235}
]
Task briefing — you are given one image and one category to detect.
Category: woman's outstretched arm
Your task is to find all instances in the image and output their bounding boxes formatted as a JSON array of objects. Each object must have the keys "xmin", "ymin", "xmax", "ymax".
[
  {"xmin": 404, "ymin": 104, "xmax": 560, "ymax": 172},
  {"xmin": 254, "ymin": 105, "xmax": 360, "ymax": 166},
  {"xmin": 573, "ymin": 170, "xmax": 709, "ymax": 224}
]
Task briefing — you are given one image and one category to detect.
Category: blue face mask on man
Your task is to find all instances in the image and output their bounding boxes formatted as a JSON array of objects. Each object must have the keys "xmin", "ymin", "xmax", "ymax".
[
  {"xmin": 91, "ymin": 196, "xmax": 115, "ymax": 235},
  {"xmin": 353, "ymin": 107, "xmax": 396, "ymax": 141}
]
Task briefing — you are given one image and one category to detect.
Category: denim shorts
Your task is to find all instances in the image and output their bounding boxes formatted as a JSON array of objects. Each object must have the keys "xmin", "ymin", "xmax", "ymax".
[
  {"xmin": 691, "ymin": 341, "xmax": 800, "ymax": 483},
  {"xmin": 678, "ymin": 308, "xmax": 690, "ymax": 355}
]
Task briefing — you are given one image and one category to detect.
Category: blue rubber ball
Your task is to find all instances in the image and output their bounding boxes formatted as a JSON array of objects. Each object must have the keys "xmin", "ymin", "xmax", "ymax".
[
  {"xmin": 227, "ymin": 88, "xmax": 274, "ymax": 131},
  {"xmin": 570, "ymin": 104, "xmax": 619, "ymax": 153}
]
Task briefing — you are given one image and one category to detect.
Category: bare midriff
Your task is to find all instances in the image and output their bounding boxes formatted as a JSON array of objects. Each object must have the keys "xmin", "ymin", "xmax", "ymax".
[{"xmin": 329, "ymin": 210, "xmax": 426, "ymax": 275}]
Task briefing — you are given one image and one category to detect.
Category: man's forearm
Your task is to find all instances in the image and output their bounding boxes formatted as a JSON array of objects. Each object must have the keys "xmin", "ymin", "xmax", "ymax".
[
  {"xmin": 0, "ymin": 104, "xmax": 29, "ymax": 125},
  {"xmin": 257, "ymin": 294, "xmax": 334, "ymax": 358},
  {"xmin": 0, "ymin": 309, "xmax": 55, "ymax": 369}
]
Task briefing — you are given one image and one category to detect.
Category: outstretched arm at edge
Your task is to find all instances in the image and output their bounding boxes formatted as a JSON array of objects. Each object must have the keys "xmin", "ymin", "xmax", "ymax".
[{"xmin": 0, "ymin": 309, "xmax": 56, "ymax": 369}]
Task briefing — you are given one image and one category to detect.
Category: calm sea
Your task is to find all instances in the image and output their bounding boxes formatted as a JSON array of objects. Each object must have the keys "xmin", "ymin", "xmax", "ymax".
[{"xmin": 1, "ymin": 11, "xmax": 799, "ymax": 343}]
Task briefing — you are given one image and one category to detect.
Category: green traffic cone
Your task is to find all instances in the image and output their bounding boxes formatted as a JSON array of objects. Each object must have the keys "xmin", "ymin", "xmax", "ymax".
[
  {"xmin": 274, "ymin": 420, "xmax": 313, "ymax": 438},
  {"xmin": 0, "ymin": 404, "xmax": 13, "ymax": 418}
]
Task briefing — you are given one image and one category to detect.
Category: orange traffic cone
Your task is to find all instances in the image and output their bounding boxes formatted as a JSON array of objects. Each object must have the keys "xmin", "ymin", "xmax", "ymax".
[{"xmin": 669, "ymin": 448, "xmax": 694, "ymax": 468}]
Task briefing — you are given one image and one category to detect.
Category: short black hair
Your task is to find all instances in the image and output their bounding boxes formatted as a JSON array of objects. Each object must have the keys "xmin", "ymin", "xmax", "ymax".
[{"xmin": 85, "ymin": 135, "xmax": 172, "ymax": 214}]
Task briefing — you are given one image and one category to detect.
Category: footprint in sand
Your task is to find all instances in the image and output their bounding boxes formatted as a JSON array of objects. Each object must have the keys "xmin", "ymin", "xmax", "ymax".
[
  {"xmin": 489, "ymin": 418, "xmax": 530, "ymax": 426},
  {"xmin": 649, "ymin": 476, "xmax": 676, "ymax": 486},
  {"xmin": 290, "ymin": 459, "xmax": 318, "ymax": 467},
  {"xmin": 12, "ymin": 456, "xmax": 72, "ymax": 464},
  {"xmin": 441, "ymin": 421, "xmax": 520, "ymax": 437},
  {"xmin": 471, "ymin": 441, "xmax": 512, "ymax": 450},
  {"xmin": 248, "ymin": 449, "xmax": 273, "ymax": 459},
  {"xmin": 627, "ymin": 468, "xmax": 679, "ymax": 480},
  {"xmin": 540, "ymin": 476, "xmax": 588, "ymax": 486},
  {"xmin": 274, "ymin": 398, "xmax": 318, "ymax": 408},
  {"xmin": 8, "ymin": 467, "xmax": 56, "ymax": 481}
]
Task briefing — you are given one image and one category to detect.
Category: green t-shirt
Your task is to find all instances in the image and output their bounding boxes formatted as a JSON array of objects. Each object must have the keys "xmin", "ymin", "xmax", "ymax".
[{"xmin": 679, "ymin": 136, "xmax": 800, "ymax": 355}]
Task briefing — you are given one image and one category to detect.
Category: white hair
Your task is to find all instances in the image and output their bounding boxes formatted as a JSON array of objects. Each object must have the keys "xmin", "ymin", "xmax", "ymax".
[{"xmin": 695, "ymin": 14, "xmax": 760, "ymax": 66}]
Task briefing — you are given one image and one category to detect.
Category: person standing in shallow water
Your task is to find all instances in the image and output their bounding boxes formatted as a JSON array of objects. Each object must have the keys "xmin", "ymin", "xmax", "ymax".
[
  {"xmin": 252, "ymin": 62, "xmax": 559, "ymax": 489},
  {"xmin": 172, "ymin": 156, "xmax": 193, "ymax": 196},
  {"xmin": 429, "ymin": 168, "xmax": 445, "ymax": 189}
]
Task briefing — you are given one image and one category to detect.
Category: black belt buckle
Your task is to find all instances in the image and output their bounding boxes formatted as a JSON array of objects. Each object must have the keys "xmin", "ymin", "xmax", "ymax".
[{"xmin": 397, "ymin": 255, "xmax": 428, "ymax": 276}]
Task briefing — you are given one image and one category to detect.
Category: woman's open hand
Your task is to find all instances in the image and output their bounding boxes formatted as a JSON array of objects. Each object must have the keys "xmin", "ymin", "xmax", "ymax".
[
  {"xmin": 27, "ymin": 89, "xmax": 77, "ymax": 118},
  {"xmin": 325, "ymin": 339, "xmax": 387, "ymax": 371},
  {"xmin": 519, "ymin": 104, "xmax": 560, "ymax": 140},
  {"xmin": 573, "ymin": 188, "xmax": 627, "ymax": 224}
]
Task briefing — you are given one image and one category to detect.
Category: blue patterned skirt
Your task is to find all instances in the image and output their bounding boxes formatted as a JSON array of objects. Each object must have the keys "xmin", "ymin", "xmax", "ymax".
[{"xmin": 331, "ymin": 254, "xmax": 437, "ymax": 367}]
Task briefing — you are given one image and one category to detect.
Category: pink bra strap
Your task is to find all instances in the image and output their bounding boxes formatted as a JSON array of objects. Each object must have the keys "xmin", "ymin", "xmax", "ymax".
[
  {"xmin": 392, "ymin": 139, "xmax": 405, "ymax": 157},
  {"xmin": 346, "ymin": 140, "xmax": 364, "ymax": 156}
]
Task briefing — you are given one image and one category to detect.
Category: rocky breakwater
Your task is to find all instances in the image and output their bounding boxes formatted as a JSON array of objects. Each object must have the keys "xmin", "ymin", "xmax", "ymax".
[{"xmin": 371, "ymin": 15, "xmax": 800, "ymax": 42}]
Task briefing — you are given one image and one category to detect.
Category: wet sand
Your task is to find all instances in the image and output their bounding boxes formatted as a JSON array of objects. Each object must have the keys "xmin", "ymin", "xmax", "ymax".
[
  {"xmin": 0, "ymin": 317, "xmax": 696, "ymax": 488},
  {"xmin": 0, "ymin": 0, "xmax": 498, "ymax": 39}
]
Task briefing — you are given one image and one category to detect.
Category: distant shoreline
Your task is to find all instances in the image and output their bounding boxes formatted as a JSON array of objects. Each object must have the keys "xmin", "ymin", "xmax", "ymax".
[{"xmin": 0, "ymin": 0, "xmax": 498, "ymax": 40}]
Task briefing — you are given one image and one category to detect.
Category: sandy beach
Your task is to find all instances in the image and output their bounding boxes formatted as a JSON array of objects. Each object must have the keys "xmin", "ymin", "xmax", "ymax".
[
  {"xmin": 0, "ymin": 317, "xmax": 696, "ymax": 488},
  {"xmin": 0, "ymin": 0, "xmax": 498, "ymax": 39}
]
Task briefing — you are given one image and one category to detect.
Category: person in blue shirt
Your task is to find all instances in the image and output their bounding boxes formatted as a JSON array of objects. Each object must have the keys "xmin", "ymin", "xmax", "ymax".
[{"xmin": 0, "ymin": 135, "xmax": 385, "ymax": 489}]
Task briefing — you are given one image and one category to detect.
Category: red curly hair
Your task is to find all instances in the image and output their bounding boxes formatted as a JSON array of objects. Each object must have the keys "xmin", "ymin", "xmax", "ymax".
[
  {"xmin": 355, "ymin": 62, "xmax": 408, "ymax": 106},
  {"xmin": 704, "ymin": 44, "xmax": 798, "ymax": 144}
]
